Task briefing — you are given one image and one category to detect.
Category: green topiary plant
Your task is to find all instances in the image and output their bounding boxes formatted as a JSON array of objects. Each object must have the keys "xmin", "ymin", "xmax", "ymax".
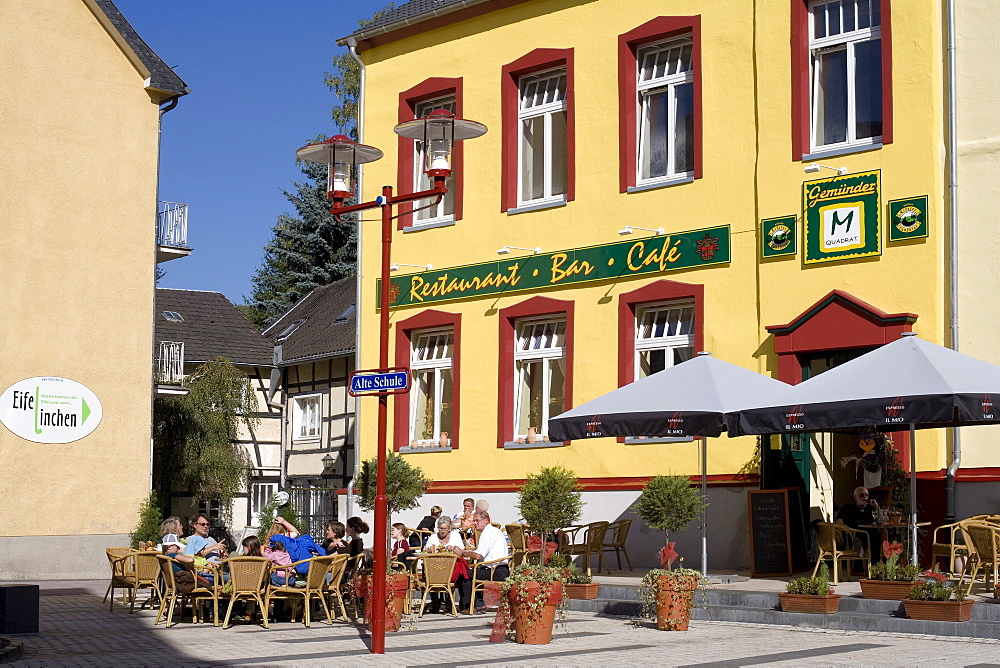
[
  {"xmin": 634, "ymin": 475, "xmax": 707, "ymax": 568},
  {"xmin": 516, "ymin": 466, "xmax": 584, "ymax": 565},
  {"xmin": 129, "ymin": 492, "xmax": 163, "ymax": 549},
  {"xmin": 357, "ymin": 452, "xmax": 432, "ymax": 516}
]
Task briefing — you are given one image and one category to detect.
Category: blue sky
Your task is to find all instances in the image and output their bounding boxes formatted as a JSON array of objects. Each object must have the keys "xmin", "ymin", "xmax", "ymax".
[{"xmin": 115, "ymin": 1, "xmax": 386, "ymax": 304}]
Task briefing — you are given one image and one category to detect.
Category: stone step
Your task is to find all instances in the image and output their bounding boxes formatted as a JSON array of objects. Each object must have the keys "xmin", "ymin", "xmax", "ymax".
[{"xmin": 565, "ymin": 586, "xmax": 1000, "ymax": 639}]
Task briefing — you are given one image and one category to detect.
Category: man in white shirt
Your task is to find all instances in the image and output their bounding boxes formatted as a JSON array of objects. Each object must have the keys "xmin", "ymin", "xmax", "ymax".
[{"xmin": 452, "ymin": 510, "xmax": 510, "ymax": 612}]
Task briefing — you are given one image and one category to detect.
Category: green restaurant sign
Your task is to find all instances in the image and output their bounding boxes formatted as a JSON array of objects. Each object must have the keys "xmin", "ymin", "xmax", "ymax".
[
  {"xmin": 802, "ymin": 169, "xmax": 881, "ymax": 265},
  {"xmin": 379, "ymin": 225, "xmax": 730, "ymax": 308}
]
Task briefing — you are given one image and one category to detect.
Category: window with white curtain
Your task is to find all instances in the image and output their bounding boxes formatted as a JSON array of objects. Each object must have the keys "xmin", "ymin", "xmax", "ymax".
[
  {"xmin": 513, "ymin": 318, "xmax": 566, "ymax": 442},
  {"xmin": 636, "ymin": 37, "xmax": 694, "ymax": 185},
  {"xmin": 809, "ymin": 0, "xmax": 882, "ymax": 151},
  {"xmin": 518, "ymin": 69, "xmax": 567, "ymax": 206},
  {"xmin": 413, "ymin": 96, "xmax": 457, "ymax": 224},
  {"xmin": 634, "ymin": 302, "xmax": 695, "ymax": 380},
  {"xmin": 409, "ymin": 329, "xmax": 454, "ymax": 446},
  {"xmin": 292, "ymin": 394, "xmax": 321, "ymax": 441}
]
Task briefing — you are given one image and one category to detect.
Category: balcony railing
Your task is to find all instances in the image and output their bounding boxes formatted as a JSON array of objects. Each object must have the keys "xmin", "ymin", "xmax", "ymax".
[
  {"xmin": 157, "ymin": 341, "xmax": 185, "ymax": 384},
  {"xmin": 157, "ymin": 201, "xmax": 188, "ymax": 248}
]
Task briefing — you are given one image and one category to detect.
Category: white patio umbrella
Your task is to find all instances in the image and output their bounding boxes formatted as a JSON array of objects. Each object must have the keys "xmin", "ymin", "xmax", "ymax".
[
  {"xmin": 548, "ymin": 352, "xmax": 791, "ymax": 575},
  {"xmin": 733, "ymin": 332, "xmax": 1000, "ymax": 563}
]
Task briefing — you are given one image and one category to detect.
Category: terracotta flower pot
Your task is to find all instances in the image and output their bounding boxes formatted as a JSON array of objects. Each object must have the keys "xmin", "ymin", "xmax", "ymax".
[
  {"xmin": 510, "ymin": 581, "xmax": 563, "ymax": 644},
  {"xmin": 564, "ymin": 582, "xmax": 600, "ymax": 600},
  {"xmin": 778, "ymin": 593, "xmax": 842, "ymax": 614},
  {"xmin": 859, "ymin": 579, "xmax": 923, "ymax": 600},
  {"xmin": 902, "ymin": 598, "xmax": 973, "ymax": 622},
  {"xmin": 654, "ymin": 574, "xmax": 698, "ymax": 631},
  {"xmin": 364, "ymin": 573, "xmax": 409, "ymax": 632}
]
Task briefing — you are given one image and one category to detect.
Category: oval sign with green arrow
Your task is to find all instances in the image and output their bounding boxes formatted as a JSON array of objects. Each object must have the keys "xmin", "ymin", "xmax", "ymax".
[{"xmin": 0, "ymin": 376, "xmax": 102, "ymax": 444}]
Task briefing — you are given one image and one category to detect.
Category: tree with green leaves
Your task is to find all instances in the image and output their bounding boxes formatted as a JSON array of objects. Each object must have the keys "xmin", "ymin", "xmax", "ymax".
[
  {"xmin": 517, "ymin": 466, "xmax": 584, "ymax": 564},
  {"xmin": 152, "ymin": 358, "xmax": 259, "ymax": 519}
]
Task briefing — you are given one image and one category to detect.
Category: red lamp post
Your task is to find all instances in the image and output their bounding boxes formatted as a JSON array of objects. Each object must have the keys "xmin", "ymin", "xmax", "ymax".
[{"xmin": 296, "ymin": 111, "xmax": 486, "ymax": 654}]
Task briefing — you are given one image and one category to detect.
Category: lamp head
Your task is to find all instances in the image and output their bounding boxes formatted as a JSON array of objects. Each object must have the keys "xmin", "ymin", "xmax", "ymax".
[
  {"xmin": 394, "ymin": 110, "xmax": 487, "ymax": 175},
  {"xmin": 497, "ymin": 246, "xmax": 511, "ymax": 255},
  {"xmin": 619, "ymin": 227, "xmax": 633, "ymax": 235},
  {"xmin": 803, "ymin": 164, "xmax": 821, "ymax": 174},
  {"xmin": 296, "ymin": 135, "xmax": 383, "ymax": 199}
]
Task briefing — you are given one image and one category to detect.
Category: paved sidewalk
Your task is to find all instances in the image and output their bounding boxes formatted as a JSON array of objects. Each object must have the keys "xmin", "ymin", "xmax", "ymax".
[{"xmin": 5, "ymin": 580, "xmax": 1000, "ymax": 666}]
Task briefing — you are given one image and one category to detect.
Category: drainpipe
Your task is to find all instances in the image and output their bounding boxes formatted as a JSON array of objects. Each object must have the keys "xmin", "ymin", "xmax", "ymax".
[
  {"xmin": 268, "ymin": 346, "xmax": 288, "ymax": 491},
  {"xmin": 346, "ymin": 38, "xmax": 366, "ymax": 519},
  {"xmin": 149, "ymin": 95, "xmax": 181, "ymax": 494},
  {"xmin": 944, "ymin": 0, "xmax": 960, "ymax": 524}
]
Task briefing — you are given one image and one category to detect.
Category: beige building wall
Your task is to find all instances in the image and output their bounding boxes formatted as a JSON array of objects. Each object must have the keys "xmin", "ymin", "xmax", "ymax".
[
  {"xmin": 0, "ymin": 1, "xmax": 172, "ymax": 578},
  {"xmin": 954, "ymin": 1, "xmax": 1000, "ymax": 469}
]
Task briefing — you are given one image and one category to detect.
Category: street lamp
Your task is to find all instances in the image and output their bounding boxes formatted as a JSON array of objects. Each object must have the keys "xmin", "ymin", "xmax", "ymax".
[{"xmin": 295, "ymin": 110, "xmax": 486, "ymax": 654}]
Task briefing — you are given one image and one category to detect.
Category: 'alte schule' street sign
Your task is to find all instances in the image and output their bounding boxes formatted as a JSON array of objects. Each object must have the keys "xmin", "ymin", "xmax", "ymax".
[
  {"xmin": 378, "ymin": 225, "xmax": 730, "ymax": 309},
  {"xmin": 802, "ymin": 170, "xmax": 881, "ymax": 265}
]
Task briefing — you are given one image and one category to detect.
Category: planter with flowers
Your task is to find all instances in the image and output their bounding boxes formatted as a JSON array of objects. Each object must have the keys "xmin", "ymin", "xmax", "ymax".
[
  {"xmin": 860, "ymin": 541, "xmax": 923, "ymax": 600},
  {"xmin": 632, "ymin": 475, "xmax": 708, "ymax": 631},
  {"xmin": 779, "ymin": 563, "xmax": 841, "ymax": 614},
  {"xmin": 903, "ymin": 570, "xmax": 972, "ymax": 622}
]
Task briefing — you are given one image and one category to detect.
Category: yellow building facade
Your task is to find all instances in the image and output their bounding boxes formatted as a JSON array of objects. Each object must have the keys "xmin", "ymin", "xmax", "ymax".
[
  {"xmin": 0, "ymin": 0, "xmax": 188, "ymax": 578},
  {"xmin": 344, "ymin": 0, "xmax": 999, "ymax": 568}
]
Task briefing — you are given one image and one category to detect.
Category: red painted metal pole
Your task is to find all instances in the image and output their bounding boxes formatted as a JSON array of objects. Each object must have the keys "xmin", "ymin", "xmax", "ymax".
[{"xmin": 370, "ymin": 184, "xmax": 393, "ymax": 654}]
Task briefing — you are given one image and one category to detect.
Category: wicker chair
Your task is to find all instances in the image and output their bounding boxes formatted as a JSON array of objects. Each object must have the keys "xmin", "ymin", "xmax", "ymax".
[
  {"xmin": 154, "ymin": 555, "xmax": 221, "ymax": 627},
  {"xmin": 558, "ymin": 521, "xmax": 611, "ymax": 576},
  {"xmin": 413, "ymin": 553, "xmax": 459, "ymax": 617},
  {"xmin": 958, "ymin": 520, "xmax": 1000, "ymax": 597},
  {"xmin": 813, "ymin": 522, "xmax": 870, "ymax": 584},
  {"xmin": 130, "ymin": 552, "xmax": 162, "ymax": 613},
  {"xmin": 505, "ymin": 524, "xmax": 529, "ymax": 567},
  {"xmin": 931, "ymin": 520, "xmax": 972, "ymax": 577},
  {"xmin": 218, "ymin": 556, "xmax": 270, "ymax": 629},
  {"xmin": 602, "ymin": 519, "xmax": 634, "ymax": 571},
  {"xmin": 468, "ymin": 557, "xmax": 510, "ymax": 614},
  {"xmin": 321, "ymin": 553, "xmax": 351, "ymax": 622},
  {"xmin": 266, "ymin": 555, "xmax": 337, "ymax": 627},
  {"xmin": 104, "ymin": 548, "xmax": 136, "ymax": 611}
]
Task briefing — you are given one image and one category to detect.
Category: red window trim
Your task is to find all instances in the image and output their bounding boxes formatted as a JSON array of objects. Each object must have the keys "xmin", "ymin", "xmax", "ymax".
[
  {"xmin": 393, "ymin": 309, "xmax": 462, "ymax": 451},
  {"xmin": 617, "ymin": 280, "xmax": 704, "ymax": 445},
  {"xmin": 500, "ymin": 48, "xmax": 576, "ymax": 212},
  {"xmin": 790, "ymin": 0, "xmax": 893, "ymax": 161},
  {"xmin": 618, "ymin": 16, "xmax": 703, "ymax": 193},
  {"xmin": 396, "ymin": 77, "xmax": 464, "ymax": 230},
  {"xmin": 497, "ymin": 296, "xmax": 574, "ymax": 448}
]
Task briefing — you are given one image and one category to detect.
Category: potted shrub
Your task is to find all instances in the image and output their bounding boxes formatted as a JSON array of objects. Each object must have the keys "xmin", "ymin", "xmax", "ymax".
[
  {"xmin": 903, "ymin": 570, "xmax": 972, "ymax": 622},
  {"xmin": 633, "ymin": 475, "xmax": 707, "ymax": 631},
  {"xmin": 563, "ymin": 563, "xmax": 599, "ymax": 600},
  {"xmin": 494, "ymin": 564, "xmax": 566, "ymax": 644},
  {"xmin": 357, "ymin": 452, "xmax": 431, "ymax": 632},
  {"xmin": 639, "ymin": 568, "xmax": 705, "ymax": 630},
  {"xmin": 495, "ymin": 466, "xmax": 583, "ymax": 644},
  {"xmin": 779, "ymin": 564, "xmax": 841, "ymax": 614},
  {"xmin": 859, "ymin": 541, "xmax": 923, "ymax": 600}
]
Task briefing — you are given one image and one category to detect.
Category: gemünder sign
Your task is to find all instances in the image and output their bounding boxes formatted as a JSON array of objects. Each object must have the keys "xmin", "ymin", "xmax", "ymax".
[
  {"xmin": 802, "ymin": 170, "xmax": 881, "ymax": 265},
  {"xmin": 379, "ymin": 225, "xmax": 730, "ymax": 308}
]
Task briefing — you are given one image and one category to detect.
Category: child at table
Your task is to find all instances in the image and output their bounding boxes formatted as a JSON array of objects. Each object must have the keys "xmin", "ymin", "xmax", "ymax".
[
  {"xmin": 263, "ymin": 538, "xmax": 294, "ymax": 586},
  {"xmin": 390, "ymin": 523, "xmax": 415, "ymax": 568}
]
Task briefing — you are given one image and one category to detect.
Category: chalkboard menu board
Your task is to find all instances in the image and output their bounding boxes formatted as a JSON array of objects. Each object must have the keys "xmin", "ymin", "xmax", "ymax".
[{"xmin": 747, "ymin": 489, "xmax": 792, "ymax": 577}]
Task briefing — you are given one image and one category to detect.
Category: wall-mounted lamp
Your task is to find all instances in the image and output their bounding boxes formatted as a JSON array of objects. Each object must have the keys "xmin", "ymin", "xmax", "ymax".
[
  {"xmin": 619, "ymin": 226, "xmax": 665, "ymax": 236},
  {"xmin": 803, "ymin": 163, "xmax": 847, "ymax": 176},
  {"xmin": 390, "ymin": 263, "xmax": 433, "ymax": 272},
  {"xmin": 497, "ymin": 245, "xmax": 542, "ymax": 255}
]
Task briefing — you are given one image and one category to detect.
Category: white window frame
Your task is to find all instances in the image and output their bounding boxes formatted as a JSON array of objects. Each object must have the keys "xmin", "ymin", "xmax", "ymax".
[
  {"xmin": 636, "ymin": 36, "xmax": 695, "ymax": 187},
  {"xmin": 512, "ymin": 318, "xmax": 566, "ymax": 443},
  {"xmin": 408, "ymin": 328, "xmax": 454, "ymax": 448},
  {"xmin": 250, "ymin": 481, "xmax": 278, "ymax": 523},
  {"xmin": 808, "ymin": 0, "xmax": 882, "ymax": 153},
  {"xmin": 413, "ymin": 95, "xmax": 457, "ymax": 226},
  {"xmin": 291, "ymin": 393, "xmax": 322, "ymax": 442},
  {"xmin": 517, "ymin": 68, "xmax": 568, "ymax": 207},
  {"xmin": 628, "ymin": 301, "xmax": 695, "ymax": 444}
]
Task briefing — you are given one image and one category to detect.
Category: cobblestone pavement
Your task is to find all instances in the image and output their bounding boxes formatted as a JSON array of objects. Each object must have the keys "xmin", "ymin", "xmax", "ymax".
[{"xmin": 5, "ymin": 580, "xmax": 1000, "ymax": 667}]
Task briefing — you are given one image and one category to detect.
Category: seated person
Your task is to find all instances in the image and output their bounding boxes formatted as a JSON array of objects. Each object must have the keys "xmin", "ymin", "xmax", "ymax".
[
  {"xmin": 323, "ymin": 521, "xmax": 347, "ymax": 555},
  {"xmin": 416, "ymin": 505, "xmax": 442, "ymax": 536},
  {"xmin": 453, "ymin": 511, "xmax": 510, "ymax": 612},
  {"xmin": 162, "ymin": 534, "xmax": 195, "ymax": 572},
  {"xmin": 835, "ymin": 486, "xmax": 880, "ymax": 559},
  {"xmin": 159, "ymin": 516, "xmax": 185, "ymax": 542},
  {"xmin": 423, "ymin": 516, "xmax": 466, "ymax": 613},
  {"xmin": 183, "ymin": 514, "xmax": 229, "ymax": 585},
  {"xmin": 390, "ymin": 523, "xmax": 415, "ymax": 568},
  {"xmin": 263, "ymin": 538, "xmax": 295, "ymax": 586}
]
